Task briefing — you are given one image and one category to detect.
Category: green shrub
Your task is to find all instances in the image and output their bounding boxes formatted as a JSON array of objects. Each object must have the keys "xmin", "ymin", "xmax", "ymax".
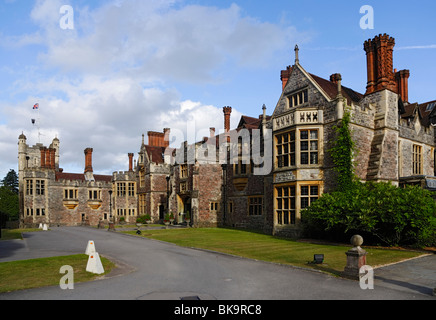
[{"xmin": 301, "ymin": 182, "xmax": 436, "ymax": 247}]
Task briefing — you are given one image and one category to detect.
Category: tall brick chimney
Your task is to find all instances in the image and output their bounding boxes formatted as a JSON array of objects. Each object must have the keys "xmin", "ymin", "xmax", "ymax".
[
  {"xmin": 223, "ymin": 107, "xmax": 232, "ymax": 133},
  {"xmin": 364, "ymin": 34, "xmax": 410, "ymax": 102},
  {"xmin": 84, "ymin": 148, "xmax": 93, "ymax": 173},
  {"xmin": 364, "ymin": 34, "xmax": 396, "ymax": 95},
  {"xmin": 128, "ymin": 153, "xmax": 134, "ymax": 171},
  {"xmin": 40, "ymin": 147, "xmax": 55, "ymax": 169},
  {"xmin": 395, "ymin": 69, "xmax": 410, "ymax": 103},
  {"xmin": 49, "ymin": 148, "xmax": 55, "ymax": 170},
  {"xmin": 163, "ymin": 128, "xmax": 170, "ymax": 148},
  {"xmin": 40, "ymin": 147, "xmax": 46, "ymax": 168}
]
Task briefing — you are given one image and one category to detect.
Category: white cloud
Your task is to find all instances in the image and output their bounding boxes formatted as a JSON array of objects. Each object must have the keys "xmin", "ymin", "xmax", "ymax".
[{"xmin": 0, "ymin": 0, "xmax": 300, "ymax": 178}]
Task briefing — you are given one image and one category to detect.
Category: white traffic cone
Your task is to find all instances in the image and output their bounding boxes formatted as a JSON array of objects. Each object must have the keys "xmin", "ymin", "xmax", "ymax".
[
  {"xmin": 86, "ymin": 252, "xmax": 105, "ymax": 275},
  {"xmin": 85, "ymin": 241, "xmax": 96, "ymax": 255}
]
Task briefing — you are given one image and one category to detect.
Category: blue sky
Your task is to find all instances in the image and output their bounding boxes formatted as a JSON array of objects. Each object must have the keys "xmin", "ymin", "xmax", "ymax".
[{"xmin": 0, "ymin": 0, "xmax": 435, "ymax": 179}]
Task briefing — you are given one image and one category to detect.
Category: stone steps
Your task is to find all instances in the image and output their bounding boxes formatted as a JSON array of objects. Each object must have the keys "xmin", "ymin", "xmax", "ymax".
[{"xmin": 366, "ymin": 133, "xmax": 385, "ymax": 181}]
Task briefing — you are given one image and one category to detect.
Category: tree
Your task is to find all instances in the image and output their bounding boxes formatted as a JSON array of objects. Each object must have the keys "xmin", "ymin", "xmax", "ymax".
[
  {"xmin": 1, "ymin": 169, "xmax": 19, "ymax": 194},
  {"xmin": 0, "ymin": 170, "xmax": 19, "ymax": 225},
  {"xmin": 301, "ymin": 182, "xmax": 436, "ymax": 247}
]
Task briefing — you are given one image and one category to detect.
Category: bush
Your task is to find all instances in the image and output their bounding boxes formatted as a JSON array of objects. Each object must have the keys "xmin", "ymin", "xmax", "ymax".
[{"xmin": 301, "ymin": 182, "xmax": 436, "ymax": 247}]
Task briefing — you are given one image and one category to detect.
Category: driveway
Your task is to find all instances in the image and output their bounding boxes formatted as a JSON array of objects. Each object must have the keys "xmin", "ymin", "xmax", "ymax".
[{"xmin": 0, "ymin": 227, "xmax": 435, "ymax": 300}]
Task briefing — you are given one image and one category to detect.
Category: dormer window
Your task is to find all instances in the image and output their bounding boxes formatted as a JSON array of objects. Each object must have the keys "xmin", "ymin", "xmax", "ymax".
[
  {"xmin": 288, "ymin": 89, "xmax": 308, "ymax": 108},
  {"xmin": 426, "ymin": 102, "xmax": 436, "ymax": 112}
]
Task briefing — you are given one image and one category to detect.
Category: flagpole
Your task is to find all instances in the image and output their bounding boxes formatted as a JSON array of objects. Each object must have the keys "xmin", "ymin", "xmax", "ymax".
[{"xmin": 37, "ymin": 106, "xmax": 41, "ymax": 144}]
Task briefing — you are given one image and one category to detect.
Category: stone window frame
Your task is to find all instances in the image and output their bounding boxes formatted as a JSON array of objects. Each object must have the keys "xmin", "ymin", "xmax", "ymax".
[
  {"xmin": 228, "ymin": 201, "xmax": 234, "ymax": 215},
  {"xmin": 26, "ymin": 179, "xmax": 33, "ymax": 196},
  {"xmin": 128, "ymin": 182, "xmax": 136, "ymax": 197},
  {"xmin": 139, "ymin": 169, "xmax": 145, "ymax": 188},
  {"xmin": 248, "ymin": 196, "xmax": 263, "ymax": 216},
  {"xmin": 35, "ymin": 180, "xmax": 45, "ymax": 196},
  {"xmin": 139, "ymin": 194, "xmax": 146, "ymax": 215},
  {"xmin": 88, "ymin": 189, "xmax": 102, "ymax": 200},
  {"xmin": 276, "ymin": 130, "xmax": 296, "ymax": 169},
  {"xmin": 64, "ymin": 188, "xmax": 78, "ymax": 200},
  {"xmin": 180, "ymin": 181, "xmax": 188, "ymax": 193},
  {"xmin": 299, "ymin": 129, "xmax": 319, "ymax": 165},
  {"xmin": 300, "ymin": 184, "xmax": 319, "ymax": 210},
  {"xmin": 412, "ymin": 144, "xmax": 423, "ymax": 175},
  {"xmin": 117, "ymin": 182, "xmax": 126, "ymax": 197},
  {"xmin": 287, "ymin": 88, "xmax": 309, "ymax": 109},
  {"xmin": 35, "ymin": 208, "xmax": 46, "ymax": 216},
  {"xmin": 180, "ymin": 164, "xmax": 189, "ymax": 179},
  {"xmin": 233, "ymin": 139, "xmax": 251, "ymax": 176},
  {"xmin": 210, "ymin": 202, "xmax": 219, "ymax": 212},
  {"xmin": 275, "ymin": 184, "xmax": 296, "ymax": 225}
]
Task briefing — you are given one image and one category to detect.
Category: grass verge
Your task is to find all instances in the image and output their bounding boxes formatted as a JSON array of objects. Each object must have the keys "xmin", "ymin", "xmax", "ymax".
[
  {"xmin": 0, "ymin": 229, "xmax": 42, "ymax": 241},
  {"xmin": 124, "ymin": 227, "xmax": 426, "ymax": 277},
  {"xmin": 0, "ymin": 254, "xmax": 116, "ymax": 294}
]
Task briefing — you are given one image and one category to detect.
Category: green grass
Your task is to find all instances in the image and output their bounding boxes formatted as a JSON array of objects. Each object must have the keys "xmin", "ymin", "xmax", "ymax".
[
  {"xmin": 124, "ymin": 227, "xmax": 426, "ymax": 277},
  {"xmin": 0, "ymin": 228, "xmax": 41, "ymax": 241},
  {"xmin": 0, "ymin": 254, "xmax": 116, "ymax": 293}
]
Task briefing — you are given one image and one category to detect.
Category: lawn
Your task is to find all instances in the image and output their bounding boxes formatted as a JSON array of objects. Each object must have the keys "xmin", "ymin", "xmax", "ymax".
[
  {"xmin": 124, "ymin": 227, "xmax": 427, "ymax": 276},
  {"xmin": 0, "ymin": 254, "xmax": 116, "ymax": 294},
  {"xmin": 0, "ymin": 228, "xmax": 42, "ymax": 241}
]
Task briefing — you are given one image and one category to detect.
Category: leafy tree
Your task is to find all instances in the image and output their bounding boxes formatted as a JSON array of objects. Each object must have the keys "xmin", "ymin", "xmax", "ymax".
[
  {"xmin": 0, "ymin": 170, "xmax": 19, "ymax": 225},
  {"xmin": 301, "ymin": 182, "xmax": 436, "ymax": 247},
  {"xmin": 0, "ymin": 185, "xmax": 19, "ymax": 224},
  {"xmin": 1, "ymin": 169, "xmax": 19, "ymax": 194}
]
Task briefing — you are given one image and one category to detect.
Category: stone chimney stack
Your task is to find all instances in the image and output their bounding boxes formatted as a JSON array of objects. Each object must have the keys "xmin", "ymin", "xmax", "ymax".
[
  {"xmin": 128, "ymin": 153, "xmax": 134, "ymax": 171},
  {"xmin": 84, "ymin": 148, "xmax": 93, "ymax": 173},
  {"xmin": 210, "ymin": 127, "xmax": 216, "ymax": 138}
]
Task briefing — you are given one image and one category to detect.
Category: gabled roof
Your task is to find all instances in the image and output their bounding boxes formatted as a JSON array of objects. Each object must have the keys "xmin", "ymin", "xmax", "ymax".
[
  {"xmin": 418, "ymin": 100, "xmax": 436, "ymax": 127},
  {"xmin": 237, "ymin": 115, "xmax": 262, "ymax": 130},
  {"xmin": 400, "ymin": 100, "xmax": 436, "ymax": 127},
  {"xmin": 309, "ymin": 73, "xmax": 364, "ymax": 105}
]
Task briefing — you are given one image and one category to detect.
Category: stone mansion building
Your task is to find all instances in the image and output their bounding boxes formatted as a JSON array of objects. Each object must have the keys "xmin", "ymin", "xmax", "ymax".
[{"xmin": 19, "ymin": 34, "xmax": 436, "ymax": 237}]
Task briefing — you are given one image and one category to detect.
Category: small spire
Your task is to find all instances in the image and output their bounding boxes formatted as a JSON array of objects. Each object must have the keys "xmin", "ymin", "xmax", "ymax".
[
  {"xmin": 294, "ymin": 45, "xmax": 299, "ymax": 65},
  {"xmin": 262, "ymin": 104, "xmax": 267, "ymax": 125}
]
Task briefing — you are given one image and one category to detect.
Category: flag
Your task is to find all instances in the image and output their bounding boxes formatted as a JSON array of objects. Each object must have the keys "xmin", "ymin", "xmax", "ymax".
[{"xmin": 33, "ymin": 103, "xmax": 39, "ymax": 110}]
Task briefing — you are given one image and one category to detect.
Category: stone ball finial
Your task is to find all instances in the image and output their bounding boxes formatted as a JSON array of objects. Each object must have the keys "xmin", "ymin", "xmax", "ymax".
[{"xmin": 351, "ymin": 235, "xmax": 364, "ymax": 247}]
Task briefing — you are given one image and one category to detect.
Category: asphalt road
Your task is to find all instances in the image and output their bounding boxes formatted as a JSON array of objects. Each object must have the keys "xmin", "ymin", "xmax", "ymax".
[{"xmin": 0, "ymin": 226, "xmax": 435, "ymax": 301}]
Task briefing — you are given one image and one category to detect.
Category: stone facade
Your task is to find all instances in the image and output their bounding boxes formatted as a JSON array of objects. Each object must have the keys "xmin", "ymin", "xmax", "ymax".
[
  {"xmin": 19, "ymin": 33, "xmax": 436, "ymax": 236},
  {"xmin": 18, "ymin": 136, "xmax": 113, "ymax": 228}
]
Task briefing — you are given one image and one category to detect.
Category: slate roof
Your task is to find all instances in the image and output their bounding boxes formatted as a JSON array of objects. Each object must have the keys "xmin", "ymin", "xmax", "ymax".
[
  {"xmin": 309, "ymin": 73, "xmax": 364, "ymax": 105},
  {"xmin": 55, "ymin": 172, "xmax": 112, "ymax": 182}
]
